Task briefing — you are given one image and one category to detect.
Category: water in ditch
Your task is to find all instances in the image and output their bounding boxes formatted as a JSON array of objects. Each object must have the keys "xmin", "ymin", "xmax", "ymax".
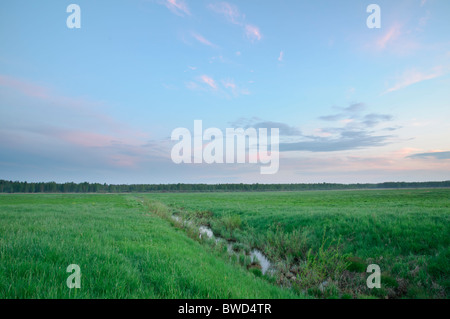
[{"xmin": 179, "ymin": 217, "xmax": 275, "ymax": 275}]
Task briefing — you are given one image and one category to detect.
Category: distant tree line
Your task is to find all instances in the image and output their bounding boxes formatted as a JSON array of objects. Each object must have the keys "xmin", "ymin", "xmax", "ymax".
[{"xmin": 0, "ymin": 180, "xmax": 449, "ymax": 193}]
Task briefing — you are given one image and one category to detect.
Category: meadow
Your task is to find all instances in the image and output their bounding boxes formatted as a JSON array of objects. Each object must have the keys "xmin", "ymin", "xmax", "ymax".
[
  {"xmin": 0, "ymin": 194, "xmax": 298, "ymax": 299},
  {"xmin": 0, "ymin": 189, "xmax": 448, "ymax": 299}
]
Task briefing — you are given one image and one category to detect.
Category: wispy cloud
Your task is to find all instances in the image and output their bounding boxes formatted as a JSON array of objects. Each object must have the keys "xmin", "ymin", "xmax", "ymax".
[
  {"xmin": 277, "ymin": 103, "xmax": 399, "ymax": 153},
  {"xmin": 252, "ymin": 121, "xmax": 301, "ymax": 136},
  {"xmin": 419, "ymin": 11, "xmax": 431, "ymax": 27},
  {"xmin": 229, "ymin": 117, "xmax": 301, "ymax": 136},
  {"xmin": 319, "ymin": 103, "xmax": 366, "ymax": 122},
  {"xmin": 208, "ymin": 2, "xmax": 241, "ymax": 24},
  {"xmin": 191, "ymin": 32, "xmax": 217, "ymax": 48},
  {"xmin": 377, "ymin": 25, "xmax": 402, "ymax": 50},
  {"xmin": 222, "ymin": 79, "xmax": 250, "ymax": 96},
  {"xmin": 185, "ymin": 81, "xmax": 201, "ymax": 90},
  {"xmin": 0, "ymin": 75, "xmax": 171, "ymax": 170},
  {"xmin": 229, "ymin": 107, "xmax": 395, "ymax": 153},
  {"xmin": 363, "ymin": 114, "xmax": 394, "ymax": 127},
  {"xmin": 200, "ymin": 75, "xmax": 218, "ymax": 89},
  {"xmin": 187, "ymin": 76, "xmax": 250, "ymax": 97},
  {"xmin": 343, "ymin": 102, "xmax": 366, "ymax": 113},
  {"xmin": 163, "ymin": 0, "xmax": 190, "ymax": 16},
  {"xmin": 0, "ymin": 74, "xmax": 50, "ymax": 99},
  {"xmin": 0, "ymin": 74, "xmax": 119, "ymax": 132},
  {"xmin": 366, "ymin": 23, "xmax": 420, "ymax": 55},
  {"xmin": 384, "ymin": 66, "xmax": 446, "ymax": 94},
  {"xmin": 279, "ymin": 130, "xmax": 393, "ymax": 153},
  {"xmin": 208, "ymin": 2, "xmax": 262, "ymax": 42},
  {"xmin": 408, "ymin": 151, "xmax": 450, "ymax": 160},
  {"xmin": 245, "ymin": 24, "xmax": 262, "ymax": 42},
  {"xmin": 222, "ymin": 79, "xmax": 236, "ymax": 90},
  {"xmin": 278, "ymin": 51, "xmax": 284, "ymax": 62},
  {"xmin": 319, "ymin": 114, "xmax": 345, "ymax": 122}
]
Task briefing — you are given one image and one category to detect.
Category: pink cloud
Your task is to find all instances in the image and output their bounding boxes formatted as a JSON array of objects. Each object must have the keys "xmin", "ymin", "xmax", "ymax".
[
  {"xmin": 200, "ymin": 75, "xmax": 217, "ymax": 89},
  {"xmin": 377, "ymin": 25, "xmax": 402, "ymax": 50},
  {"xmin": 208, "ymin": 2, "xmax": 262, "ymax": 43},
  {"xmin": 221, "ymin": 79, "xmax": 250, "ymax": 97},
  {"xmin": 0, "ymin": 74, "xmax": 50, "ymax": 99},
  {"xmin": 59, "ymin": 131, "xmax": 115, "ymax": 148},
  {"xmin": 40, "ymin": 127, "xmax": 166, "ymax": 168},
  {"xmin": 367, "ymin": 23, "xmax": 420, "ymax": 55},
  {"xmin": 245, "ymin": 24, "xmax": 262, "ymax": 42},
  {"xmin": 208, "ymin": 2, "xmax": 241, "ymax": 25},
  {"xmin": 7, "ymin": 124, "xmax": 155, "ymax": 168},
  {"xmin": 191, "ymin": 32, "xmax": 216, "ymax": 48},
  {"xmin": 278, "ymin": 51, "xmax": 284, "ymax": 62},
  {"xmin": 384, "ymin": 66, "xmax": 446, "ymax": 94},
  {"xmin": 187, "ymin": 76, "xmax": 249, "ymax": 97},
  {"xmin": 164, "ymin": 0, "xmax": 190, "ymax": 16},
  {"xmin": 0, "ymin": 74, "xmax": 130, "ymax": 135},
  {"xmin": 392, "ymin": 147, "xmax": 423, "ymax": 158},
  {"xmin": 313, "ymin": 129, "xmax": 332, "ymax": 138},
  {"xmin": 280, "ymin": 150, "xmax": 450, "ymax": 175},
  {"xmin": 0, "ymin": 75, "xmax": 176, "ymax": 172},
  {"xmin": 222, "ymin": 80, "xmax": 236, "ymax": 90}
]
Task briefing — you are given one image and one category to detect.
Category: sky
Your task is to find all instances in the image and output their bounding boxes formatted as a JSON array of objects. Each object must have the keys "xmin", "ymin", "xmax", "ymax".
[{"xmin": 0, "ymin": 0, "xmax": 449, "ymax": 184}]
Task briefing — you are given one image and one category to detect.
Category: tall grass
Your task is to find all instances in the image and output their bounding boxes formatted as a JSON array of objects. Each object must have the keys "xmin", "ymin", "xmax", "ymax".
[
  {"xmin": 145, "ymin": 189, "xmax": 450, "ymax": 298},
  {"xmin": 0, "ymin": 194, "xmax": 300, "ymax": 299},
  {"xmin": 262, "ymin": 223, "xmax": 309, "ymax": 261},
  {"xmin": 295, "ymin": 233, "xmax": 350, "ymax": 291}
]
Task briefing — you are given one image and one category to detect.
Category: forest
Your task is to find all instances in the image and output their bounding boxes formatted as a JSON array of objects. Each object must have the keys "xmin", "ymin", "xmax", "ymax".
[{"xmin": 1, "ymin": 179, "xmax": 449, "ymax": 193}]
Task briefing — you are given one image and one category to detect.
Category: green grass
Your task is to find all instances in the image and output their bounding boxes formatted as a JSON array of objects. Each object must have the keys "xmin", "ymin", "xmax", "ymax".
[
  {"xmin": 145, "ymin": 189, "xmax": 450, "ymax": 299},
  {"xmin": 1, "ymin": 189, "xmax": 448, "ymax": 299},
  {"xmin": 0, "ymin": 194, "xmax": 299, "ymax": 299}
]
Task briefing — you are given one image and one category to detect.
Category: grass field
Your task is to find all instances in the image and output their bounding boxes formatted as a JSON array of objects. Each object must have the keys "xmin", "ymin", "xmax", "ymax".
[
  {"xmin": 0, "ymin": 194, "xmax": 298, "ymax": 299},
  {"xmin": 1, "ymin": 189, "xmax": 449, "ymax": 299}
]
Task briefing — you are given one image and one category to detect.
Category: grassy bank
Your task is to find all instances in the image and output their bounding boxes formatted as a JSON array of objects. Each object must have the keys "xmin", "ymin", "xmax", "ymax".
[{"xmin": 145, "ymin": 189, "xmax": 449, "ymax": 299}]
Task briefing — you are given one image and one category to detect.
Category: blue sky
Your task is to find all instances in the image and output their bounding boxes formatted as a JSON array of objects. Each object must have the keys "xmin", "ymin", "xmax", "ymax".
[{"xmin": 1, "ymin": 0, "xmax": 449, "ymax": 184}]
